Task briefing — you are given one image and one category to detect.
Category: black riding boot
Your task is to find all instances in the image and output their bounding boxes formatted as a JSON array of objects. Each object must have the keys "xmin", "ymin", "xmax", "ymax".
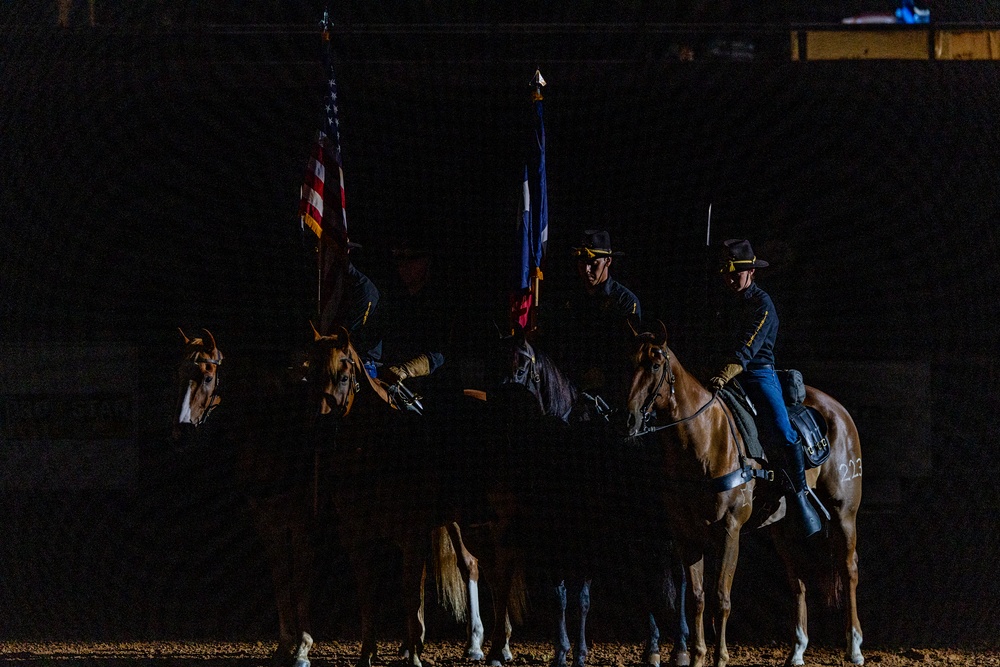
[{"xmin": 783, "ymin": 439, "xmax": 823, "ymax": 538}]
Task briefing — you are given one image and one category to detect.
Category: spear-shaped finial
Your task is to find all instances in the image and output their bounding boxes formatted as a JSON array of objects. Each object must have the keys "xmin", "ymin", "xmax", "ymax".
[{"xmin": 532, "ymin": 68, "xmax": 546, "ymax": 101}]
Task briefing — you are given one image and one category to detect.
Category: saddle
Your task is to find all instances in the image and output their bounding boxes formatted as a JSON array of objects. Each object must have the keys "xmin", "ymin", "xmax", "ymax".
[{"xmin": 720, "ymin": 370, "xmax": 831, "ymax": 469}]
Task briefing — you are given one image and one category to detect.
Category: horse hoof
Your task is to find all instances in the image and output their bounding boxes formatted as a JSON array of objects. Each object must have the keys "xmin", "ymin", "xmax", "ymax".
[
  {"xmin": 502, "ymin": 647, "xmax": 513, "ymax": 662},
  {"xmin": 644, "ymin": 652, "xmax": 661, "ymax": 667},
  {"xmin": 670, "ymin": 649, "xmax": 690, "ymax": 667}
]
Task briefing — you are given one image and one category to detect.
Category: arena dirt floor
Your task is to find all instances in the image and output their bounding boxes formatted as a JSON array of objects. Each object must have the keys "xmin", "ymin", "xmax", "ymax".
[{"xmin": 0, "ymin": 640, "xmax": 998, "ymax": 667}]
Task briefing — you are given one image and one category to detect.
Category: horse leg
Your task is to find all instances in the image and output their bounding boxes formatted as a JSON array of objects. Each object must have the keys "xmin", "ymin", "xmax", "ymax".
[
  {"xmin": 711, "ymin": 521, "xmax": 743, "ymax": 667},
  {"xmin": 645, "ymin": 546, "xmax": 690, "ymax": 667},
  {"xmin": 831, "ymin": 513, "xmax": 864, "ymax": 665},
  {"xmin": 349, "ymin": 546, "xmax": 379, "ymax": 667},
  {"xmin": 400, "ymin": 538, "xmax": 428, "ymax": 667},
  {"xmin": 643, "ymin": 612, "xmax": 661, "ymax": 667},
  {"xmin": 447, "ymin": 522, "xmax": 486, "ymax": 660},
  {"xmin": 255, "ymin": 504, "xmax": 309, "ymax": 667},
  {"xmin": 292, "ymin": 632, "xmax": 314, "ymax": 667},
  {"xmin": 502, "ymin": 610, "xmax": 514, "ymax": 661},
  {"xmin": 770, "ymin": 526, "xmax": 808, "ymax": 667},
  {"xmin": 484, "ymin": 541, "xmax": 517, "ymax": 667},
  {"xmin": 572, "ymin": 579, "xmax": 592, "ymax": 667},
  {"xmin": 552, "ymin": 580, "xmax": 571, "ymax": 667},
  {"xmin": 683, "ymin": 559, "xmax": 706, "ymax": 667}
]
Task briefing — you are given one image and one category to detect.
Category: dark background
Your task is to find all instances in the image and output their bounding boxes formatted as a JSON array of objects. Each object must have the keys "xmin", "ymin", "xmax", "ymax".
[{"xmin": 2, "ymin": 0, "xmax": 1000, "ymax": 653}]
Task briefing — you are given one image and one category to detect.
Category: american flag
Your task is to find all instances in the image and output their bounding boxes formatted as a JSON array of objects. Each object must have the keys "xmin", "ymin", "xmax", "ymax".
[
  {"xmin": 511, "ymin": 70, "xmax": 549, "ymax": 330},
  {"xmin": 300, "ymin": 24, "xmax": 351, "ymax": 331},
  {"xmin": 300, "ymin": 28, "xmax": 347, "ymax": 246}
]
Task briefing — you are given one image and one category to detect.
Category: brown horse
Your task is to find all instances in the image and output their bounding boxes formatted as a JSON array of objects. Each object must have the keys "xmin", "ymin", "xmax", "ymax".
[
  {"xmin": 624, "ymin": 327, "xmax": 863, "ymax": 667},
  {"xmin": 174, "ymin": 328, "xmax": 317, "ymax": 666},
  {"xmin": 172, "ymin": 329, "xmax": 496, "ymax": 667},
  {"xmin": 306, "ymin": 325, "xmax": 519, "ymax": 667}
]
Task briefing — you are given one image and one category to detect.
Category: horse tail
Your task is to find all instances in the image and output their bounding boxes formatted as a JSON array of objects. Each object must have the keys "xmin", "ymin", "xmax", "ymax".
[
  {"xmin": 819, "ymin": 543, "xmax": 844, "ymax": 608},
  {"xmin": 506, "ymin": 562, "xmax": 528, "ymax": 626},
  {"xmin": 432, "ymin": 525, "xmax": 469, "ymax": 623}
]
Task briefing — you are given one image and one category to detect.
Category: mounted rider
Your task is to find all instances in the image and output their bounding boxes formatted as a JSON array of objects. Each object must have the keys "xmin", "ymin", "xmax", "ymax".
[
  {"xmin": 545, "ymin": 229, "xmax": 641, "ymax": 417},
  {"xmin": 318, "ymin": 238, "xmax": 382, "ymax": 378},
  {"xmin": 708, "ymin": 238, "xmax": 822, "ymax": 538}
]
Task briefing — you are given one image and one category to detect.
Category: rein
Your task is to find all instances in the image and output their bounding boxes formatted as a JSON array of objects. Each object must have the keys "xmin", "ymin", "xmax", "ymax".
[
  {"xmin": 635, "ymin": 346, "xmax": 718, "ymax": 435},
  {"xmin": 634, "ymin": 344, "xmax": 771, "ymax": 491}
]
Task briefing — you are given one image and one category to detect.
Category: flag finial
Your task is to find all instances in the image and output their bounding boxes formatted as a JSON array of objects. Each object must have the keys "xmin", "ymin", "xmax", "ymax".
[
  {"xmin": 321, "ymin": 8, "xmax": 330, "ymax": 31},
  {"xmin": 532, "ymin": 69, "xmax": 546, "ymax": 101}
]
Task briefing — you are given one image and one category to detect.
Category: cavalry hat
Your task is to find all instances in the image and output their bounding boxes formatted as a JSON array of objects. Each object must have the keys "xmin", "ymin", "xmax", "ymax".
[
  {"xmin": 719, "ymin": 238, "xmax": 769, "ymax": 273},
  {"xmin": 389, "ymin": 235, "xmax": 431, "ymax": 260},
  {"xmin": 571, "ymin": 229, "xmax": 624, "ymax": 259}
]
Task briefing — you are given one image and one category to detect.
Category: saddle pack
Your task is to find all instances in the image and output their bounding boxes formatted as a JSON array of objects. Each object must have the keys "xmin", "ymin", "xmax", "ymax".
[{"xmin": 720, "ymin": 370, "xmax": 831, "ymax": 469}]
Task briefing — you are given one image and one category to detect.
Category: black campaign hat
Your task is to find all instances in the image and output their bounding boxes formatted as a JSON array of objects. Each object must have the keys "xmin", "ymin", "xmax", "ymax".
[
  {"xmin": 718, "ymin": 238, "xmax": 769, "ymax": 273},
  {"xmin": 571, "ymin": 229, "xmax": 624, "ymax": 259}
]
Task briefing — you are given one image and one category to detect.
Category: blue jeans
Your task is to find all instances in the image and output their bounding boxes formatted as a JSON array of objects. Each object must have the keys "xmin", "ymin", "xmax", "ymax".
[{"xmin": 740, "ymin": 368, "xmax": 797, "ymax": 449}]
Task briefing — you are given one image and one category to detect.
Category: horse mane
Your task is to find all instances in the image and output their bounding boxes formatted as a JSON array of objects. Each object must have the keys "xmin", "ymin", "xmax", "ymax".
[{"xmin": 530, "ymin": 345, "xmax": 578, "ymax": 423}]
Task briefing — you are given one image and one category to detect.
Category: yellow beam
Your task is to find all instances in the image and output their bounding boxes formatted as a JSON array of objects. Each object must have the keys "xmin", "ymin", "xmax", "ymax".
[
  {"xmin": 803, "ymin": 29, "xmax": 929, "ymax": 60},
  {"xmin": 935, "ymin": 29, "xmax": 1000, "ymax": 60}
]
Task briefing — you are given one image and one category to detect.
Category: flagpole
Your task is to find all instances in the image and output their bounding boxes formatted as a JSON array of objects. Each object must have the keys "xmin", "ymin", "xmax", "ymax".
[{"xmin": 528, "ymin": 68, "xmax": 546, "ymax": 334}]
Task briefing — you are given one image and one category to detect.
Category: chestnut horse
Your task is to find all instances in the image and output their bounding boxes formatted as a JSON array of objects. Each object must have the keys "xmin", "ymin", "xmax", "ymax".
[
  {"xmin": 498, "ymin": 332, "xmax": 688, "ymax": 667},
  {"xmin": 306, "ymin": 326, "xmax": 519, "ymax": 667},
  {"xmin": 172, "ymin": 329, "xmax": 495, "ymax": 667},
  {"xmin": 625, "ymin": 327, "xmax": 863, "ymax": 667}
]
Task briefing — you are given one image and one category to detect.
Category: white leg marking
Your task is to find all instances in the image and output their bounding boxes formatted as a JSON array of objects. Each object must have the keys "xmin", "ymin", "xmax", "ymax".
[
  {"xmin": 787, "ymin": 626, "xmax": 807, "ymax": 666},
  {"xmin": 467, "ymin": 579, "xmax": 485, "ymax": 659},
  {"xmin": 293, "ymin": 631, "xmax": 313, "ymax": 667},
  {"xmin": 847, "ymin": 627, "xmax": 864, "ymax": 665}
]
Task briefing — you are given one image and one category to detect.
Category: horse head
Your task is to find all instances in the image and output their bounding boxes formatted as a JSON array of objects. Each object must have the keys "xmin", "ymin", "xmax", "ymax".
[
  {"xmin": 174, "ymin": 327, "xmax": 223, "ymax": 438},
  {"xmin": 307, "ymin": 322, "xmax": 361, "ymax": 418},
  {"xmin": 625, "ymin": 321, "xmax": 677, "ymax": 437},
  {"xmin": 503, "ymin": 326, "xmax": 542, "ymax": 389}
]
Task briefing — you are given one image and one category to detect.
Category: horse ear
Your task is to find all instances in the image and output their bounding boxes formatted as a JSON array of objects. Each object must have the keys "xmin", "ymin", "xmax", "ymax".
[
  {"xmin": 656, "ymin": 320, "xmax": 668, "ymax": 345},
  {"xmin": 335, "ymin": 326, "xmax": 351, "ymax": 349},
  {"xmin": 178, "ymin": 328, "xmax": 191, "ymax": 345},
  {"xmin": 202, "ymin": 329, "xmax": 217, "ymax": 352},
  {"xmin": 309, "ymin": 320, "xmax": 322, "ymax": 342}
]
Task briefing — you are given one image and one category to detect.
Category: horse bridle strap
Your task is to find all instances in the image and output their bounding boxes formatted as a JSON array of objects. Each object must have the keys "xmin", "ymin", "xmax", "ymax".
[
  {"xmin": 187, "ymin": 350, "xmax": 222, "ymax": 427},
  {"xmin": 639, "ymin": 347, "xmax": 720, "ymax": 435}
]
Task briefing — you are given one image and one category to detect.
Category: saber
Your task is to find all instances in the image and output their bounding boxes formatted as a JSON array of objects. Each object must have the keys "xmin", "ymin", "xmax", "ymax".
[{"xmin": 706, "ymin": 203, "xmax": 713, "ymax": 247}]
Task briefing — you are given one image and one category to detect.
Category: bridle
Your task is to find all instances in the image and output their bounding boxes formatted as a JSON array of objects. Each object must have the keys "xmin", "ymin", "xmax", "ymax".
[
  {"xmin": 634, "ymin": 343, "xmax": 717, "ymax": 436},
  {"xmin": 512, "ymin": 345, "xmax": 541, "ymax": 387},
  {"xmin": 316, "ymin": 345, "xmax": 361, "ymax": 418},
  {"xmin": 181, "ymin": 347, "xmax": 223, "ymax": 428}
]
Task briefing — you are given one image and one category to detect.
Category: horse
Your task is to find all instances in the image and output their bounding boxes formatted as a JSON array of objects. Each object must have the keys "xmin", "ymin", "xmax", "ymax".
[
  {"xmin": 624, "ymin": 325, "xmax": 863, "ymax": 667},
  {"xmin": 172, "ymin": 328, "xmax": 498, "ymax": 667},
  {"xmin": 497, "ymin": 331, "xmax": 688, "ymax": 667},
  {"xmin": 305, "ymin": 325, "xmax": 521, "ymax": 667},
  {"xmin": 173, "ymin": 328, "xmax": 318, "ymax": 666}
]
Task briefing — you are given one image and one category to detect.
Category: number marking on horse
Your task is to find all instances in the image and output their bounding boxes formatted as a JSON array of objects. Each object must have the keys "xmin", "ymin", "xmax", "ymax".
[{"xmin": 839, "ymin": 457, "xmax": 862, "ymax": 482}]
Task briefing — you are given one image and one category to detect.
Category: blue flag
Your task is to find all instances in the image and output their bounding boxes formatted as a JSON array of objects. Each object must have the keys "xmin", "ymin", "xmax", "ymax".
[{"xmin": 512, "ymin": 71, "xmax": 548, "ymax": 330}]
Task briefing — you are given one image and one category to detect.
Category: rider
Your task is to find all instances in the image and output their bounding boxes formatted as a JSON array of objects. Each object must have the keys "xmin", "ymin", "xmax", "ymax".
[
  {"xmin": 546, "ymin": 229, "xmax": 641, "ymax": 416},
  {"xmin": 707, "ymin": 238, "xmax": 822, "ymax": 538},
  {"xmin": 317, "ymin": 238, "xmax": 382, "ymax": 377},
  {"xmin": 379, "ymin": 233, "xmax": 455, "ymax": 409}
]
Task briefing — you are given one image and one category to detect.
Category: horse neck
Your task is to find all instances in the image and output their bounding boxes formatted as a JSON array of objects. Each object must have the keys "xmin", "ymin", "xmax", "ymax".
[
  {"xmin": 663, "ymin": 352, "xmax": 733, "ymax": 464},
  {"xmin": 534, "ymin": 349, "xmax": 578, "ymax": 422}
]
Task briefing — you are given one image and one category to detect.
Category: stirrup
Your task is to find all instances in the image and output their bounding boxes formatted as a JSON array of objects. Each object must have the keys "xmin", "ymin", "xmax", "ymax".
[{"xmin": 788, "ymin": 489, "xmax": 823, "ymax": 538}]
